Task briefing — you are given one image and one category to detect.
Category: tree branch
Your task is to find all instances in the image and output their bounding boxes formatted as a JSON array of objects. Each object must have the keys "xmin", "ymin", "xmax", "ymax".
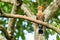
[
  {"xmin": 7, "ymin": 0, "xmax": 22, "ymax": 40},
  {"xmin": 1, "ymin": 13, "xmax": 60, "ymax": 35},
  {"xmin": 0, "ymin": 25, "xmax": 11, "ymax": 40},
  {"xmin": 1, "ymin": 0, "xmax": 35, "ymax": 18},
  {"xmin": 7, "ymin": 1, "xmax": 17, "ymax": 39},
  {"xmin": 21, "ymin": 3, "xmax": 36, "ymax": 18},
  {"xmin": 43, "ymin": 0, "xmax": 60, "ymax": 21},
  {"xmin": 1, "ymin": 0, "xmax": 14, "ymax": 4}
]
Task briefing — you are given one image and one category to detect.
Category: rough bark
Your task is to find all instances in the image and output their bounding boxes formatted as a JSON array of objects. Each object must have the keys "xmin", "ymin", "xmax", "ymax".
[
  {"xmin": 7, "ymin": 2, "xmax": 17, "ymax": 40},
  {"xmin": 1, "ymin": 0, "xmax": 14, "ymax": 4},
  {"xmin": 0, "ymin": 25, "xmax": 10, "ymax": 40},
  {"xmin": 44, "ymin": 0, "xmax": 60, "ymax": 21},
  {"xmin": 21, "ymin": 3, "xmax": 35, "ymax": 18},
  {"xmin": 7, "ymin": 0, "xmax": 22, "ymax": 40}
]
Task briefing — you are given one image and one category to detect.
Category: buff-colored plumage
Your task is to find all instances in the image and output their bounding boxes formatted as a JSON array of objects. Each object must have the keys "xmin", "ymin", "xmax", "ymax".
[{"xmin": 36, "ymin": 6, "xmax": 44, "ymax": 21}]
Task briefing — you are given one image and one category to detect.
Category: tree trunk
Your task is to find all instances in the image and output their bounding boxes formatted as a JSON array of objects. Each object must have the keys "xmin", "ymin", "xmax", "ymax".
[{"xmin": 34, "ymin": 0, "xmax": 60, "ymax": 40}]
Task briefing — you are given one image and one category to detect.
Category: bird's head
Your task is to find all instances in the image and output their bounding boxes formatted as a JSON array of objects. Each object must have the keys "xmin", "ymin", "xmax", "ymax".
[{"xmin": 37, "ymin": 6, "xmax": 44, "ymax": 10}]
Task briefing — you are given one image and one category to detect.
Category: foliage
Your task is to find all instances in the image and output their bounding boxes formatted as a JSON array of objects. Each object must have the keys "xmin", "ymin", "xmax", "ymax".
[{"xmin": 0, "ymin": 0, "xmax": 60, "ymax": 40}]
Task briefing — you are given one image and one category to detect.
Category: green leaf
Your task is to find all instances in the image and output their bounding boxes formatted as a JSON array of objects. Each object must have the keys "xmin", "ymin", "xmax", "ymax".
[
  {"xmin": 2, "ymin": 6, "xmax": 8, "ymax": 13},
  {"xmin": 56, "ymin": 35, "xmax": 60, "ymax": 40},
  {"xmin": 26, "ymin": 21, "xmax": 33, "ymax": 33},
  {"xmin": 21, "ymin": 31, "xmax": 25, "ymax": 40},
  {"xmin": 7, "ymin": 4, "xmax": 12, "ymax": 13},
  {"xmin": 0, "ymin": 2, "xmax": 2, "ymax": 7},
  {"xmin": 56, "ymin": 10, "xmax": 60, "ymax": 16},
  {"xmin": 1, "ymin": 2, "xmax": 5, "ymax": 7},
  {"xmin": 45, "ymin": 31, "xmax": 49, "ymax": 40},
  {"xmin": 51, "ymin": 30, "xmax": 55, "ymax": 35},
  {"xmin": 57, "ymin": 24, "xmax": 60, "ymax": 29},
  {"xmin": 46, "ymin": 0, "xmax": 52, "ymax": 4},
  {"xmin": 18, "ymin": 9, "xmax": 25, "ymax": 15}
]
